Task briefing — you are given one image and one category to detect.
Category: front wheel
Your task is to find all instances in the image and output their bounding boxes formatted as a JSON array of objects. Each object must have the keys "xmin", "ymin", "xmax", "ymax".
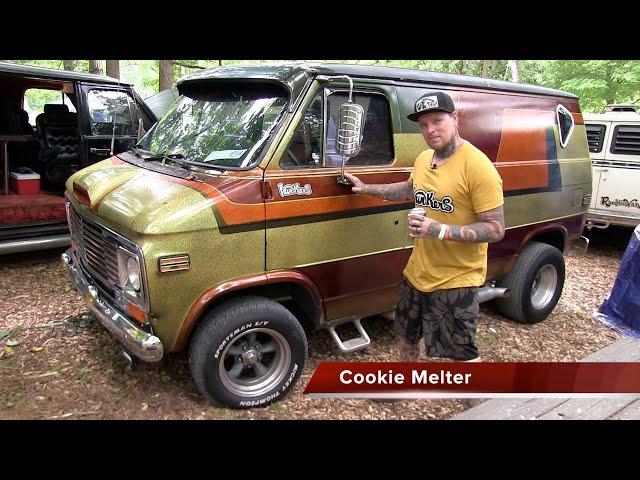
[
  {"xmin": 189, "ymin": 296, "xmax": 308, "ymax": 409},
  {"xmin": 493, "ymin": 241, "xmax": 565, "ymax": 324}
]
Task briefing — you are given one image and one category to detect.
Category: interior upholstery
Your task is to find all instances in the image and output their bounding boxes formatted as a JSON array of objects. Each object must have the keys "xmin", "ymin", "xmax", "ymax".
[{"xmin": 35, "ymin": 103, "xmax": 81, "ymax": 187}]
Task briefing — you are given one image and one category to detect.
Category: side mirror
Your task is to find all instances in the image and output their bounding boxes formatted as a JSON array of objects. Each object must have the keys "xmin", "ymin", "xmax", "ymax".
[{"xmin": 327, "ymin": 76, "xmax": 364, "ymax": 185}]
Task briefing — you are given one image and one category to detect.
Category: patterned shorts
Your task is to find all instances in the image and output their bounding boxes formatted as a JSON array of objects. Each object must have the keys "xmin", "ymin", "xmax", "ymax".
[{"xmin": 394, "ymin": 277, "xmax": 480, "ymax": 361}]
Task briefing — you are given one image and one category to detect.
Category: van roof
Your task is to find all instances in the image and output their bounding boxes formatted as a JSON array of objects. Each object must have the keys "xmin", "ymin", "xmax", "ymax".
[
  {"xmin": 0, "ymin": 62, "xmax": 131, "ymax": 85},
  {"xmin": 178, "ymin": 62, "xmax": 578, "ymax": 99},
  {"xmin": 584, "ymin": 111, "xmax": 640, "ymax": 122}
]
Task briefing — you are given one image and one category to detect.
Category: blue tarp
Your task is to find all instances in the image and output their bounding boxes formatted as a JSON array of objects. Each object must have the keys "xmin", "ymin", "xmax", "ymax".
[{"xmin": 595, "ymin": 225, "xmax": 640, "ymax": 338}]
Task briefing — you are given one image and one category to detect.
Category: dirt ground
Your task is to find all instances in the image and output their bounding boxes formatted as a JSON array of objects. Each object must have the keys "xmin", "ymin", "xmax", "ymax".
[{"xmin": 0, "ymin": 227, "xmax": 632, "ymax": 420}]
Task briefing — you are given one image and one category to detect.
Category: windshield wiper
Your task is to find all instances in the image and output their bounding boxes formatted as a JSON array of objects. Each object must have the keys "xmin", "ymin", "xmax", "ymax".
[
  {"xmin": 146, "ymin": 151, "xmax": 224, "ymax": 173},
  {"xmin": 129, "ymin": 146, "xmax": 157, "ymax": 159}
]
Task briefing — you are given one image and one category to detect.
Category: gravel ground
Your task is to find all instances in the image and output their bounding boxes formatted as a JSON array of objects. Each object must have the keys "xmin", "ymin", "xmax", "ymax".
[{"xmin": 0, "ymin": 226, "xmax": 632, "ymax": 420}]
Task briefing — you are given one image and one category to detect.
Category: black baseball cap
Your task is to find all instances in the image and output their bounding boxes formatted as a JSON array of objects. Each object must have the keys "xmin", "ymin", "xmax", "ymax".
[{"xmin": 407, "ymin": 91, "xmax": 455, "ymax": 122}]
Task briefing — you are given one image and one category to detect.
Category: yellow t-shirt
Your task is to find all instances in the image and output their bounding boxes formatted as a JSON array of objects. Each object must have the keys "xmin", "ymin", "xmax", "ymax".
[{"xmin": 403, "ymin": 141, "xmax": 504, "ymax": 292}]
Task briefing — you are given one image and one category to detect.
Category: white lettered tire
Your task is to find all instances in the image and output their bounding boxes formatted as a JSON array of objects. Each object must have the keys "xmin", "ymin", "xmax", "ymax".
[{"xmin": 189, "ymin": 296, "xmax": 308, "ymax": 409}]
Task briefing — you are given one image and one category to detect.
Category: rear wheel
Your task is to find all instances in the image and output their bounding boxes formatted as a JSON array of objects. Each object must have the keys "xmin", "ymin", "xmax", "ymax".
[
  {"xmin": 493, "ymin": 241, "xmax": 565, "ymax": 324},
  {"xmin": 189, "ymin": 296, "xmax": 308, "ymax": 409}
]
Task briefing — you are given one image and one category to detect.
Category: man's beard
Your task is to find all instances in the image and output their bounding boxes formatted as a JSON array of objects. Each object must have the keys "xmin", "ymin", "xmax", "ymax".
[{"xmin": 434, "ymin": 138, "xmax": 458, "ymax": 159}]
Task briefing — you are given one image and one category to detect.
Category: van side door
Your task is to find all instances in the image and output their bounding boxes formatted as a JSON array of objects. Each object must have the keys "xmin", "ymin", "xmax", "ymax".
[
  {"xmin": 263, "ymin": 81, "xmax": 413, "ymax": 322},
  {"xmin": 77, "ymin": 83, "xmax": 156, "ymax": 166}
]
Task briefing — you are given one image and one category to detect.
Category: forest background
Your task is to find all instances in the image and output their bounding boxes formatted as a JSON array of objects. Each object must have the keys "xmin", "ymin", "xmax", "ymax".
[{"xmin": 5, "ymin": 59, "xmax": 640, "ymax": 113}]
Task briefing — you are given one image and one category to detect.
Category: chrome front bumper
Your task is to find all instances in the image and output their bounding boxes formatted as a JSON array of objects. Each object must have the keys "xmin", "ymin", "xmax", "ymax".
[{"xmin": 61, "ymin": 249, "xmax": 163, "ymax": 362}]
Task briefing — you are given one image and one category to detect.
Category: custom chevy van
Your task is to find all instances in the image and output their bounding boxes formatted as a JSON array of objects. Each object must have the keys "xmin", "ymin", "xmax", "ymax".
[
  {"xmin": 584, "ymin": 104, "xmax": 640, "ymax": 230},
  {"xmin": 62, "ymin": 63, "xmax": 591, "ymax": 408},
  {"xmin": 0, "ymin": 62, "xmax": 156, "ymax": 254}
]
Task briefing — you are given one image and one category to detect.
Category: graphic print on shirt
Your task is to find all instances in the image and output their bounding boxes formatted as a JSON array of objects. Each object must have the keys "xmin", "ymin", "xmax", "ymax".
[{"xmin": 414, "ymin": 189, "xmax": 454, "ymax": 213}]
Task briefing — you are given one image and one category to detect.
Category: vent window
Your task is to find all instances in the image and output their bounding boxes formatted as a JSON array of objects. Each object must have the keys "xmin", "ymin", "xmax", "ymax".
[
  {"xmin": 585, "ymin": 124, "xmax": 606, "ymax": 153},
  {"xmin": 556, "ymin": 104, "xmax": 575, "ymax": 148},
  {"xmin": 611, "ymin": 124, "xmax": 640, "ymax": 156}
]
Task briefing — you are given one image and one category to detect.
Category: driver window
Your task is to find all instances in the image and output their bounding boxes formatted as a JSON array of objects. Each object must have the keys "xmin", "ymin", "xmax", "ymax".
[
  {"xmin": 87, "ymin": 89, "xmax": 142, "ymax": 136},
  {"xmin": 280, "ymin": 92, "xmax": 323, "ymax": 168},
  {"xmin": 326, "ymin": 92, "xmax": 394, "ymax": 166}
]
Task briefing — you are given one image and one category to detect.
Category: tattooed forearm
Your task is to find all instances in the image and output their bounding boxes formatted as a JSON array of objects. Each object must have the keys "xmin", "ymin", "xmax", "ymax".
[
  {"xmin": 424, "ymin": 205, "xmax": 505, "ymax": 243},
  {"xmin": 364, "ymin": 180, "xmax": 413, "ymax": 201}
]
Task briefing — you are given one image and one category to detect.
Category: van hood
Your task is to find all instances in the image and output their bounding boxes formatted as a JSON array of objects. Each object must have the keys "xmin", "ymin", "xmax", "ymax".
[{"xmin": 66, "ymin": 158, "xmax": 246, "ymax": 235}]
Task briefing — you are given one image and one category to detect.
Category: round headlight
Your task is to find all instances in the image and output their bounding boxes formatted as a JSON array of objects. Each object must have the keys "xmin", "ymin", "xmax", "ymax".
[{"xmin": 126, "ymin": 256, "xmax": 141, "ymax": 291}]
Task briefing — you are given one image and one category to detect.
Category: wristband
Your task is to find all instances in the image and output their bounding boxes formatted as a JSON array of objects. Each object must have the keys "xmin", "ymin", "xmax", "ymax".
[{"xmin": 438, "ymin": 224, "xmax": 448, "ymax": 240}]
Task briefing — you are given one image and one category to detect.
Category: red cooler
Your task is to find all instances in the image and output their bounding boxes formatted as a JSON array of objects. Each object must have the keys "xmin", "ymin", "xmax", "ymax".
[{"xmin": 10, "ymin": 171, "xmax": 41, "ymax": 195}]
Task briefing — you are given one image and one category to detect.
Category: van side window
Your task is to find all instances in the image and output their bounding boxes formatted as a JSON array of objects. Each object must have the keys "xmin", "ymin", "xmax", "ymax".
[
  {"xmin": 23, "ymin": 88, "xmax": 76, "ymax": 126},
  {"xmin": 87, "ymin": 89, "xmax": 143, "ymax": 136},
  {"xmin": 610, "ymin": 125, "xmax": 640, "ymax": 155},
  {"xmin": 586, "ymin": 124, "xmax": 606, "ymax": 153},
  {"xmin": 556, "ymin": 104, "xmax": 575, "ymax": 148},
  {"xmin": 280, "ymin": 92, "xmax": 323, "ymax": 168},
  {"xmin": 326, "ymin": 92, "xmax": 394, "ymax": 166}
]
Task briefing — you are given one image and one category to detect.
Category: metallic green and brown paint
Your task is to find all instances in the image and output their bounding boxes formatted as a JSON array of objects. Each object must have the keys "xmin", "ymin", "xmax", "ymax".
[{"xmin": 64, "ymin": 67, "xmax": 591, "ymax": 354}]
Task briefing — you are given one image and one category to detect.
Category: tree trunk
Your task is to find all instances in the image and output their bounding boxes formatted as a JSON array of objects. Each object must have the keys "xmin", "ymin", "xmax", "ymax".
[
  {"xmin": 462, "ymin": 60, "xmax": 469, "ymax": 74},
  {"xmin": 89, "ymin": 60, "xmax": 103, "ymax": 75},
  {"xmin": 507, "ymin": 60, "xmax": 520, "ymax": 82},
  {"xmin": 106, "ymin": 60, "xmax": 120, "ymax": 79},
  {"xmin": 482, "ymin": 60, "xmax": 491, "ymax": 77},
  {"xmin": 490, "ymin": 60, "xmax": 498, "ymax": 78},
  {"xmin": 159, "ymin": 60, "xmax": 174, "ymax": 92},
  {"xmin": 63, "ymin": 60, "xmax": 75, "ymax": 71}
]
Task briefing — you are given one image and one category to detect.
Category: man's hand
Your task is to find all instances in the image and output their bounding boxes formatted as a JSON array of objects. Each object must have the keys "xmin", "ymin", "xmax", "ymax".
[
  {"xmin": 407, "ymin": 205, "xmax": 506, "ymax": 243},
  {"xmin": 408, "ymin": 213, "xmax": 439, "ymax": 238},
  {"xmin": 343, "ymin": 173, "xmax": 413, "ymax": 201},
  {"xmin": 343, "ymin": 172, "xmax": 366, "ymax": 194}
]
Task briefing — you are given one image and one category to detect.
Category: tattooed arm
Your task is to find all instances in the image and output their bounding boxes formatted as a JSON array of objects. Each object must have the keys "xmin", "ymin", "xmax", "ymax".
[
  {"xmin": 343, "ymin": 172, "xmax": 413, "ymax": 201},
  {"xmin": 408, "ymin": 205, "xmax": 505, "ymax": 243}
]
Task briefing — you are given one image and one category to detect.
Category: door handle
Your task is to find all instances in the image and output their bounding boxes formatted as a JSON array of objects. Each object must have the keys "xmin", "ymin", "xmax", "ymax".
[{"xmin": 90, "ymin": 148, "xmax": 111, "ymax": 156}]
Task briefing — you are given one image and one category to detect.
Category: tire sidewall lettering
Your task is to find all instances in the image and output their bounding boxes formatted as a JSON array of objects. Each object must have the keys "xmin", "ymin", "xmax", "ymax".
[
  {"xmin": 213, "ymin": 321, "xmax": 270, "ymax": 360},
  {"xmin": 236, "ymin": 362, "xmax": 300, "ymax": 408}
]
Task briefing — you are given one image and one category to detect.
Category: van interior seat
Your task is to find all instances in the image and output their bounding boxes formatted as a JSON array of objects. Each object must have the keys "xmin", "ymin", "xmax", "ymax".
[
  {"xmin": 36, "ymin": 103, "xmax": 81, "ymax": 188},
  {"xmin": 0, "ymin": 100, "xmax": 37, "ymax": 172}
]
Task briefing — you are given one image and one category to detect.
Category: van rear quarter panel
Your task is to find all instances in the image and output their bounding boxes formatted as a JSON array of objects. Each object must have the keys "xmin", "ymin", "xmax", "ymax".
[{"xmin": 397, "ymin": 85, "xmax": 590, "ymax": 278}]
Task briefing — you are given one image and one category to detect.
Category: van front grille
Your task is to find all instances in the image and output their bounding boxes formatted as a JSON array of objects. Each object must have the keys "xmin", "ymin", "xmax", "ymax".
[
  {"xmin": 586, "ymin": 124, "xmax": 606, "ymax": 153},
  {"xmin": 611, "ymin": 125, "xmax": 640, "ymax": 156},
  {"xmin": 68, "ymin": 204, "xmax": 120, "ymax": 302}
]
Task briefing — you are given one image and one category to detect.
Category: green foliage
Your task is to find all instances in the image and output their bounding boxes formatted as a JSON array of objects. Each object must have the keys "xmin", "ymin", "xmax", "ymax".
[{"xmin": 6, "ymin": 59, "xmax": 640, "ymax": 113}]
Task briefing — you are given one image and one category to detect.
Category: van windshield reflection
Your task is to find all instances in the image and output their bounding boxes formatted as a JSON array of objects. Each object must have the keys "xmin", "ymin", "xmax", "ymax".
[{"xmin": 137, "ymin": 86, "xmax": 288, "ymax": 169}]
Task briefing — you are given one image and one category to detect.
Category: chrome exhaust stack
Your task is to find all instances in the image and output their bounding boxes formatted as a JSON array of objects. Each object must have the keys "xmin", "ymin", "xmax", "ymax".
[{"xmin": 478, "ymin": 286, "xmax": 509, "ymax": 303}]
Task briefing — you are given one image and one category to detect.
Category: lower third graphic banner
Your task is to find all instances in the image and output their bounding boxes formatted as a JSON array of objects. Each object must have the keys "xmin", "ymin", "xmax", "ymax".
[{"xmin": 303, "ymin": 362, "xmax": 640, "ymax": 399}]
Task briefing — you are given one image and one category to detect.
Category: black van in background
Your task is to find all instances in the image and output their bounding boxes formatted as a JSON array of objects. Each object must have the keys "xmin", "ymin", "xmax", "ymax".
[{"xmin": 0, "ymin": 62, "xmax": 156, "ymax": 254}]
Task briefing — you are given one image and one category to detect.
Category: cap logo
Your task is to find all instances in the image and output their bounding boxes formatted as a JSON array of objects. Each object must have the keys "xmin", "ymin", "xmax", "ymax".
[{"xmin": 416, "ymin": 95, "xmax": 439, "ymax": 112}]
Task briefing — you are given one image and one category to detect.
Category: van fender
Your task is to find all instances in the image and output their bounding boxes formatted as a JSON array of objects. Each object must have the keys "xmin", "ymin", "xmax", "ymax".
[
  {"xmin": 518, "ymin": 223, "xmax": 568, "ymax": 255},
  {"xmin": 173, "ymin": 271, "xmax": 324, "ymax": 352}
]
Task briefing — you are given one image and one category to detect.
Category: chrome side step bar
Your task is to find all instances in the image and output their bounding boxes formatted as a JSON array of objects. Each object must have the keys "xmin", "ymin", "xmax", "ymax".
[{"xmin": 327, "ymin": 318, "xmax": 371, "ymax": 353}]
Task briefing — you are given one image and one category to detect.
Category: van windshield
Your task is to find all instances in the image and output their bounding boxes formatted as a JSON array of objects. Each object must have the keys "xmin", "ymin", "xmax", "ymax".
[{"xmin": 137, "ymin": 83, "xmax": 288, "ymax": 169}]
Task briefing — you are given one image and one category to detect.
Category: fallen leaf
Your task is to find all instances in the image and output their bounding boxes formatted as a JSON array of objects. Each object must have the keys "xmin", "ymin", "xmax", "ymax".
[
  {"xmin": 141, "ymin": 403, "xmax": 148, "ymax": 411},
  {"xmin": 31, "ymin": 347, "xmax": 44, "ymax": 353},
  {"xmin": 6, "ymin": 339, "xmax": 20, "ymax": 347},
  {"xmin": 0, "ymin": 330, "xmax": 10, "ymax": 341},
  {"xmin": 2, "ymin": 347, "xmax": 14, "ymax": 358},
  {"xmin": 489, "ymin": 327, "xmax": 498, "ymax": 334}
]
